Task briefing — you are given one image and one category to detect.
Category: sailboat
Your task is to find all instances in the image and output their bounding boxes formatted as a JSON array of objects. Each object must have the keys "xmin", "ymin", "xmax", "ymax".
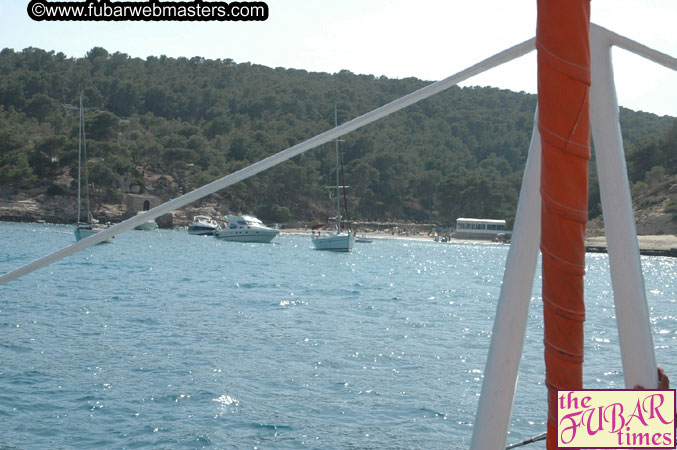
[
  {"xmin": 311, "ymin": 105, "xmax": 355, "ymax": 252},
  {"xmin": 74, "ymin": 91, "xmax": 108, "ymax": 242}
]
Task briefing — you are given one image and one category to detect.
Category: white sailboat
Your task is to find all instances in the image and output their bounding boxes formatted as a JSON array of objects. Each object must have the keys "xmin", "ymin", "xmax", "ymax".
[
  {"xmin": 311, "ymin": 105, "xmax": 355, "ymax": 252},
  {"xmin": 311, "ymin": 218, "xmax": 355, "ymax": 251},
  {"xmin": 74, "ymin": 91, "xmax": 108, "ymax": 242}
]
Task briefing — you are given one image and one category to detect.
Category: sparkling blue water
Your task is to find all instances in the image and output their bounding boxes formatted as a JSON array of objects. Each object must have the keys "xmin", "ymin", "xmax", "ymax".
[{"xmin": 0, "ymin": 222, "xmax": 675, "ymax": 449}]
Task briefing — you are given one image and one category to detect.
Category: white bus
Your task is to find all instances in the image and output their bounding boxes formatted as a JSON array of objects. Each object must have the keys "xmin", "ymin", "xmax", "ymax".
[{"xmin": 454, "ymin": 218, "xmax": 507, "ymax": 238}]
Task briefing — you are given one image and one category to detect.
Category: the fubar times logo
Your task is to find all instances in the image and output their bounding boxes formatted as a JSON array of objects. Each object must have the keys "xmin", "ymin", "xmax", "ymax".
[{"xmin": 557, "ymin": 389, "xmax": 676, "ymax": 448}]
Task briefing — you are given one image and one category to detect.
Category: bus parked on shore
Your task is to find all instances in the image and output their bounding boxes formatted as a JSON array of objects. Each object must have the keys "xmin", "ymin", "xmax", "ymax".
[{"xmin": 452, "ymin": 218, "xmax": 508, "ymax": 240}]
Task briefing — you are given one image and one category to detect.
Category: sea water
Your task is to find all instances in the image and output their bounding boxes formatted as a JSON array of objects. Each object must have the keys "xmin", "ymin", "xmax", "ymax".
[{"xmin": 0, "ymin": 222, "xmax": 674, "ymax": 449}]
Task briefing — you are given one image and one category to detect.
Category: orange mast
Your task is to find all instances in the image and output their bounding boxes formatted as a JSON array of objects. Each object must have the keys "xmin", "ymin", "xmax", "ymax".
[{"xmin": 537, "ymin": 1, "xmax": 591, "ymax": 448}]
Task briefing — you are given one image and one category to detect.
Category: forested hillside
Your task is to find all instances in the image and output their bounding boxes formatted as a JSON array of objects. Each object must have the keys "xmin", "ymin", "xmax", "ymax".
[{"xmin": 0, "ymin": 47, "xmax": 674, "ymax": 226}]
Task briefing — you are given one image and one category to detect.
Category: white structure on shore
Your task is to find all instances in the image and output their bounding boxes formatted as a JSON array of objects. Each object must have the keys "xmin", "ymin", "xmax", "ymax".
[{"xmin": 453, "ymin": 218, "xmax": 507, "ymax": 239}]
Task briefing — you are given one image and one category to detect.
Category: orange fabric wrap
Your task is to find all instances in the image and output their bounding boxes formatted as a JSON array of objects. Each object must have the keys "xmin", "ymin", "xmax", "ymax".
[{"xmin": 536, "ymin": 0, "xmax": 591, "ymax": 449}]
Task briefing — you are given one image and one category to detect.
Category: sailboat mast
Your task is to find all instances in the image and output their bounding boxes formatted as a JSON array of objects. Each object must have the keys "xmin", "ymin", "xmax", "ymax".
[
  {"xmin": 334, "ymin": 103, "xmax": 340, "ymax": 219},
  {"xmin": 77, "ymin": 91, "xmax": 82, "ymax": 225},
  {"xmin": 83, "ymin": 96, "xmax": 91, "ymax": 223}
]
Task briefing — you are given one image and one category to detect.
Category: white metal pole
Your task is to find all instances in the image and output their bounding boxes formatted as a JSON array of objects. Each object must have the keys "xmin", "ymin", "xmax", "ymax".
[
  {"xmin": 470, "ymin": 108, "xmax": 542, "ymax": 450},
  {"xmin": 593, "ymin": 24, "xmax": 677, "ymax": 72},
  {"xmin": 589, "ymin": 25, "xmax": 657, "ymax": 389}
]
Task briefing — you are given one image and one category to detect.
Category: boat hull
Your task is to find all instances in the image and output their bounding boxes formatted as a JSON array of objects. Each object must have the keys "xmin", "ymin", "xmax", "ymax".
[
  {"xmin": 134, "ymin": 220, "xmax": 158, "ymax": 231},
  {"xmin": 188, "ymin": 226, "xmax": 218, "ymax": 236},
  {"xmin": 75, "ymin": 225, "xmax": 111, "ymax": 243},
  {"xmin": 312, "ymin": 233, "xmax": 355, "ymax": 252},
  {"xmin": 215, "ymin": 229, "xmax": 279, "ymax": 243}
]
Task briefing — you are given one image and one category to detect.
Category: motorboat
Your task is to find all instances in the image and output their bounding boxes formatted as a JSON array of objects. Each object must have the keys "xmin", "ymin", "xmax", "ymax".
[
  {"xmin": 215, "ymin": 215, "xmax": 279, "ymax": 243},
  {"xmin": 134, "ymin": 220, "xmax": 158, "ymax": 231},
  {"xmin": 133, "ymin": 212, "xmax": 159, "ymax": 231},
  {"xmin": 188, "ymin": 215, "xmax": 220, "ymax": 235}
]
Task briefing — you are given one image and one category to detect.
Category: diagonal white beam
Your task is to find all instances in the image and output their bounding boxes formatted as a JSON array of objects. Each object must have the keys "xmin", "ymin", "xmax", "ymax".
[
  {"xmin": 591, "ymin": 24, "xmax": 677, "ymax": 71},
  {"xmin": 590, "ymin": 25, "xmax": 659, "ymax": 389},
  {"xmin": 470, "ymin": 108, "xmax": 542, "ymax": 450}
]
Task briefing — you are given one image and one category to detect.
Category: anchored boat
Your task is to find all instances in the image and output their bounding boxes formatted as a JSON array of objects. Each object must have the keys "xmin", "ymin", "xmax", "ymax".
[
  {"xmin": 311, "ymin": 218, "xmax": 355, "ymax": 252},
  {"xmin": 311, "ymin": 105, "xmax": 355, "ymax": 252},
  {"xmin": 215, "ymin": 215, "xmax": 279, "ymax": 243},
  {"xmin": 188, "ymin": 215, "xmax": 221, "ymax": 235},
  {"xmin": 74, "ymin": 90, "xmax": 110, "ymax": 242}
]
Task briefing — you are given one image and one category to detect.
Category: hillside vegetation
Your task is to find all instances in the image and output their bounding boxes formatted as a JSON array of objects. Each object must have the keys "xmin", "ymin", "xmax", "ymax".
[{"xmin": 0, "ymin": 47, "xmax": 675, "ymax": 227}]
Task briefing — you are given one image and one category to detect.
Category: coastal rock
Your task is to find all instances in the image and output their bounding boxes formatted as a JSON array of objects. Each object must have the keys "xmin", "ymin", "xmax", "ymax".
[
  {"xmin": 636, "ymin": 212, "xmax": 676, "ymax": 235},
  {"xmin": 155, "ymin": 213, "xmax": 175, "ymax": 229},
  {"xmin": 0, "ymin": 195, "xmax": 76, "ymax": 224}
]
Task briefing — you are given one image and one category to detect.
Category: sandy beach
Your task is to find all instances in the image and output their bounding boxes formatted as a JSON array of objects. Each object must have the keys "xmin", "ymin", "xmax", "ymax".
[
  {"xmin": 585, "ymin": 234, "xmax": 677, "ymax": 255},
  {"xmin": 585, "ymin": 234, "xmax": 677, "ymax": 251}
]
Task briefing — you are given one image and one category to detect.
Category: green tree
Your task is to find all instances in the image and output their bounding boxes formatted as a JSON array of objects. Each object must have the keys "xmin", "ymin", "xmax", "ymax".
[
  {"xmin": 87, "ymin": 111, "xmax": 119, "ymax": 141},
  {"xmin": 255, "ymin": 204, "xmax": 293, "ymax": 223},
  {"xmin": 645, "ymin": 165, "xmax": 666, "ymax": 187},
  {"xmin": 24, "ymin": 93, "xmax": 54, "ymax": 121},
  {"xmin": 0, "ymin": 153, "xmax": 36, "ymax": 186}
]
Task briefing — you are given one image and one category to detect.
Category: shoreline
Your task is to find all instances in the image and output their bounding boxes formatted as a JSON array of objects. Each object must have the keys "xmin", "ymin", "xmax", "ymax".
[
  {"xmin": 281, "ymin": 228, "xmax": 677, "ymax": 254},
  {"xmin": 3, "ymin": 220, "xmax": 675, "ymax": 255},
  {"xmin": 584, "ymin": 234, "xmax": 677, "ymax": 257},
  {"xmin": 280, "ymin": 228, "xmax": 502, "ymax": 245}
]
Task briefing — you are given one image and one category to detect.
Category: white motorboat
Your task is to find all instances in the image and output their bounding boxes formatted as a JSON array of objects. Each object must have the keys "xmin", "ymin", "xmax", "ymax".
[
  {"xmin": 312, "ymin": 104, "xmax": 355, "ymax": 252},
  {"xmin": 215, "ymin": 215, "xmax": 279, "ymax": 243},
  {"xmin": 134, "ymin": 219, "xmax": 158, "ymax": 231},
  {"xmin": 188, "ymin": 215, "xmax": 220, "ymax": 235},
  {"xmin": 133, "ymin": 212, "xmax": 158, "ymax": 231}
]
